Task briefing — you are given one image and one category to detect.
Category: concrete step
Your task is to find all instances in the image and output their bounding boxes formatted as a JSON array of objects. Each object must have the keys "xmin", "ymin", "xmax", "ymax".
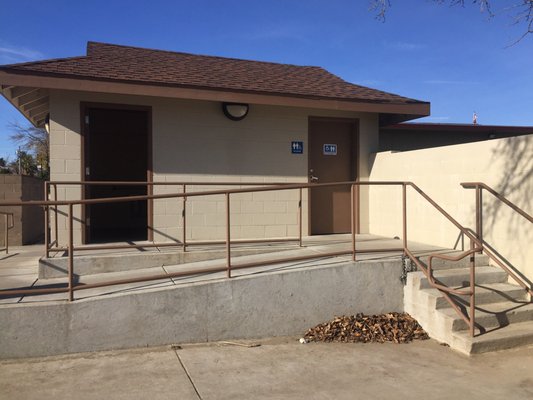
[
  {"xmin": 452, "ymin": 320, "xmax": 533, "ymax": 354},
  {"xmin": 416, "ymin": 252, "xmax": 490, "ymax": 271},
  {"xmin": 404, "ymin": 261, "xmax": 533, "ymax": 355},
  {"xmin": 417, "ymin": 266, "xmax": 508, "ymax": 289},
  {"xmin": 439, "ymin": 300, "xmax": 533, "ymax": 332},
  {"xmin": 421, "ymin": 282, "xmax": 529, "ymax": 309}
]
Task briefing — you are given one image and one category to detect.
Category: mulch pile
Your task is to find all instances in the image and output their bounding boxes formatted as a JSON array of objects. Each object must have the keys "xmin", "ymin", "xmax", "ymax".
[{"xmin": 304, "ymin": 313, "xmax": 429, "ymax": 344}]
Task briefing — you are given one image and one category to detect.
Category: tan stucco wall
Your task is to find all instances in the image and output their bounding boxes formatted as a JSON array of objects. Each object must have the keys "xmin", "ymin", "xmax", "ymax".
[
  {"xmin": 49, "ymin": 90, "xmax": 379, "ymax": 245},
  {"xmin": 368, "ymin": 135, "xmax": 532, "ymax": 280}
]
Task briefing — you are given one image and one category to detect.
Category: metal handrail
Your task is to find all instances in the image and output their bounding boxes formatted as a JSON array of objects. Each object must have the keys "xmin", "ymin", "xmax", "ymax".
[
  {"xmin": 44, "ymin": 180, "xmax": 297, "ymax": 256},
  {"xmin": 427, "ymin": 248, "xmax": 483, "ymax": 295},
  {"xmin": 1, "ymin": 180, "xmax": 404, "ymax": 301},
  {"xmin": 1, "ymin": 180, "xmax": 531, "ymax": 337},
  {"xmin": 461, "ymin": 181, "xmax": 533, "ymax": 294},
  {"xmin": 0, "ymin": 211, "xmax": 14, "ymax": 254},
  {"xmin": 404, "ymin": 182, "xmax": 532, "ymax": 335},
  {"xmin": 48, "ymin": 180, "xmax": 292, "ymax": 186},
  {"xmin": 427, "ymin": 246, "xmax": 483, "ymax": 337},
  {"xmin": 461, "ymin": 182, "xmax": 532, "ymax": 257},
  {"xmin": 461, "ymin": 182, "xmax": 533, "ymax": 224}
]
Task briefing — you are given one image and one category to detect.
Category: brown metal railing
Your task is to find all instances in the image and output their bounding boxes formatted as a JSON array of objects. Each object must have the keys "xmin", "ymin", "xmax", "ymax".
[
  {"xmin": 1, "ymin": 180, "xmax": 531, "ymax": 337},
  {"xmin": 402, "ymin": 182, "xmax": 532, "ymax": 336},
  {"xmin": 0, "ymin": 211, "xmax": 14, "ymax": 254},
  {"xmin": 43, "ymin": 181, "xmax": 297, "ymax": 258},
  {"xmin": 461, "ymin": 181, "xmax": 533, "ymax": 247},
  {"xmin": 461, "ymin": 182, "xmax": 533, "ymax": 297}
]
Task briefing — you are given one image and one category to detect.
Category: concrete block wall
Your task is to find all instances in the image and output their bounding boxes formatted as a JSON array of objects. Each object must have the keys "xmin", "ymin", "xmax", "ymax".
[
  {"xmin": 0, "ymin": 175, "xmax": 44, "ymax": 246},
  {"xmin": 48, "ymin": 90, "xmax": 379, "ymax": 245},
  {"xmin": 151, "ymin": 181, "xmax": 304, "ymax": 242},
  {"xmin": 368, "ymin": 134, "xmax": 533, "ymax": 280}
]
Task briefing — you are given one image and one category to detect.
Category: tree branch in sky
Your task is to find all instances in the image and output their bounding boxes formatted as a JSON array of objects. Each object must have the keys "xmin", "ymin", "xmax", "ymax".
[{"xmin": 369, "ymin": 0, "xmax": 532, "ymax": 42}]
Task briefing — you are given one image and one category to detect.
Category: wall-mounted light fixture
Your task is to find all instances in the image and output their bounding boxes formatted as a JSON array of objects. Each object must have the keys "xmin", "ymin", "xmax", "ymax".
[
  {"xmin": 222, "ymin": 102, "xmax": 249, "ymax": 121},
  {"xmin": 44, "ymin": 113, "xmax": 50, "ymax": 134}
]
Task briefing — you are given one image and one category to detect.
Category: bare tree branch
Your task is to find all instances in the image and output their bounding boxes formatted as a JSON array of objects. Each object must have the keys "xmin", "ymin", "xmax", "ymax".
[
  {"xmin": 370, "ymin": 1, "xmax": 532, "ymax": 42},
  {"xmin": 9, "ymin": 122, "xmax": 49, "ymax": 178},
  {"xmin": 369, "ymin": 0, "xmax": 391, "ymax": 21}
]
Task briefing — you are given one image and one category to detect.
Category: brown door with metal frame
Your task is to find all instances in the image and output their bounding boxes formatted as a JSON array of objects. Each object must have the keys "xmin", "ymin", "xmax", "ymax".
[
  {"xmin": 83, "ymin": 105, "xmax": 150, "ymax": 243},
  {"xmin": 308, "ymin": 118, "xmax": 357, "ymax": 234}
]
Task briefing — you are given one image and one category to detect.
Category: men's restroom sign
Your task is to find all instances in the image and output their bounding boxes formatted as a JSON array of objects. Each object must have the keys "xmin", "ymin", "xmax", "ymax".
[
  {"xmin": 291, "ymin": 141, "xmax": 303, "ymax": 154},
  {"xmin": 323, "ymin": 144, "xmax": 337, "ymax": 155}
]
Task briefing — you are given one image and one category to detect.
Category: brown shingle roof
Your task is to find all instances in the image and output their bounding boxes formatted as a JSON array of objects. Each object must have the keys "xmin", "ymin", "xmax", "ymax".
[{"xmin": 0, "ymin": 42, "xmax": 425, "ymax": 105}]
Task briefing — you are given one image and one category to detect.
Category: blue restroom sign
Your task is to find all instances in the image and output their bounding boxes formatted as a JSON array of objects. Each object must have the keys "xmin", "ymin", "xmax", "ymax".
[
  {"xmin": 323, "ymin": 144, "xmax": 337, "ymax": 155},
  {"xmin": 291, "ymin": 141, "xmax": 304, "ymax": 154}
]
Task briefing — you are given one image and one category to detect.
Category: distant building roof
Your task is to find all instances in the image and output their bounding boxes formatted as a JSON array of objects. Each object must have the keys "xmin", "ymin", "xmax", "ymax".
[
  {"xmin": 379, "ymin": 122, "xmax": 533, "ymax": 152},
  {"xmin": 383, "ymin": 122, "xmax": 533, "ymax": 135}
]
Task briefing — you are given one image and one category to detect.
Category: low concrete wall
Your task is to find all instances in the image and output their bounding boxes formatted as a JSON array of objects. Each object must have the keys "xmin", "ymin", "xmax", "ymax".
[
  {"xmin": 0, "ymin": 259, "xmax": 403, "ymax": 358},
  {"xmin": 0, "ymin": 175, "xmax": 44, "ymax": 246}
]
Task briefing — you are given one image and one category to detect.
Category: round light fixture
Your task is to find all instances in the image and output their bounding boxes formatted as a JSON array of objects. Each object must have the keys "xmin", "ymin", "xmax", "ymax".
[
  {"xmin": 222, "ymin": 102, "xmax": 249, "ymax": 121},
  {"xmin": 44, "ymin": 113, "xmax": 50, "ymax": 134}
]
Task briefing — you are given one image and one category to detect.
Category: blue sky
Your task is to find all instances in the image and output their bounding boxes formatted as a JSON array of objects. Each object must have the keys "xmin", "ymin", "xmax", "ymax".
[{"xmin": 0, "ymin": 0, "xmax": 532, "ymax": 158}]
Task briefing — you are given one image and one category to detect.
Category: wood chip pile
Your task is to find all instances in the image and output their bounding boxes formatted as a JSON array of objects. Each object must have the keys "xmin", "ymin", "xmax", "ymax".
[{"xmin": 304, "ymin": 313, "xmax": 429, "ymax": 344}]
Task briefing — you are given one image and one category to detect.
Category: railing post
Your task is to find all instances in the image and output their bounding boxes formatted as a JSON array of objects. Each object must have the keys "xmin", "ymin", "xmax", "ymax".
[
  {"xmin": 226, "ymin": 192, "xmax": 231, "ymax": 278},
  {"xmin": 182, "ymin": 184, "xmax": 187, "ymax": 252},
  {"xmin": 355, "ymin": 184, "xmax": 360, "ymax": 235},
  {"xmin": 44, "ymin": 181, "xmax": 49, "ymax": 258},
  {"xmin": 475, "ymin": 185, "xmax": 483, "ymax": 254},
  {"xmin": 4, "ymin": 214, "xmax": 8, "ymax": 255},
  {"xmin": 298, "ymin": 188, "xmax": 303, "ymax": 247},
  {"xmin": 469, "ymin": 238, "xmax": 476, "ymax": 337},
  {"xmin": 68, "ymin": 204, "xmax": 74, "ymax": 302},
  {"xmin": 53, "ymin": 183, "xmax": 58, "ymax": 247},
  {"xmin": 351, "ymin": 184, "xmax": 356, "ymax": 261},
  {"xmin": 402, "ymin": 183, "xmax": 407, "ymax": 255}
]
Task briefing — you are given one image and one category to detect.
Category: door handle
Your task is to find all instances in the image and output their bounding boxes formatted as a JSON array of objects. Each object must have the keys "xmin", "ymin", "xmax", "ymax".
[{"xmin": 309, "ymin": 169, "xmax": 319, "ymax": 183}]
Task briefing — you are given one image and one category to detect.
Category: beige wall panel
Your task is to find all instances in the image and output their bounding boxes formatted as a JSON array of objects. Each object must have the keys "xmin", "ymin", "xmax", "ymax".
[
  {"xmin": 368, "ymin": 135, "xmax": 532, "ymax": 279},
  {"xmin": 49, "ymin": 90, "xmax": 379, "ymax": 245}
]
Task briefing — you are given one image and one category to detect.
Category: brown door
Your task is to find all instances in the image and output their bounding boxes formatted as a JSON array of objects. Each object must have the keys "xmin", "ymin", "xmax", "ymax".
[
  {"xmin": 82, "ymin": 105, "xmax": 151, "ymax": 243},
  {"xmin": 308, "ymin": 118, "xmax": 357, "ymax": 234}
]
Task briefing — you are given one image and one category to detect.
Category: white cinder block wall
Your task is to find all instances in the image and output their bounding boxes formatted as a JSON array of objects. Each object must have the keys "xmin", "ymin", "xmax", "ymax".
[
  {"xmin": 49, "ymin": 90, "xmax": 379, "ymax": 245},
  {"xmin": 368, "ymin": 134, "xmax": 532, "ymax": 279}
]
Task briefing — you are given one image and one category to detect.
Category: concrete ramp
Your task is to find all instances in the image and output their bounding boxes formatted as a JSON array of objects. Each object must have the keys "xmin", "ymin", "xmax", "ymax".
[
  {"xmin": 0, "ymin": 256, "xmax": 404, "ymax": 359},
  {"xmin": 39, "ymin": 243, "xmax": 295, "ymax": 278}
]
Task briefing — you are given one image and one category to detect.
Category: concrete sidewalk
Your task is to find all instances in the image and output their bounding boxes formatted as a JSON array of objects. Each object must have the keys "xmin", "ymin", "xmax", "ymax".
[{"xmin": 1, "ymin": 338, "xmax": 532, "ymax": 400}]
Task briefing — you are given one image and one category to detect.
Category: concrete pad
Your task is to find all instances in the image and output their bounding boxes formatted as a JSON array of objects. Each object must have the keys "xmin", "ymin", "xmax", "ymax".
[
  {"xmin": 177, "ymin": 339, "xmax": 533, "ymax": 400},
  {"xmin": 0, "ymin": 275, "xmax": 36, "ymax": 290},
  {"xmin": 2, "ymin": 339, "xmax": 530, "ymax": 400},
  {"xmin": 0, "ymin": 348, "xmax": 199, "ymax": 400},
  {"xmin": 0, "ymin": 267, "xmax": 38, "ymax": 276}
]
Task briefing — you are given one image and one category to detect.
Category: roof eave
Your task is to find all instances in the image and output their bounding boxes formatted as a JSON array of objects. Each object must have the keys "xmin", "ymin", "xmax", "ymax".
[{"xmin": 0, "ymin": 70, "xmax": 430, "ymax": 123}]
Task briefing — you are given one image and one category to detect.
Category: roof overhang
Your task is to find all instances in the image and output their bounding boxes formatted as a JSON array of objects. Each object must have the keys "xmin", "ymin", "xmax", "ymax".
[
  {"xmin": 0, "ymin": 70, "xmax": 430, "ymax": 127},
  {"xmin": 0, "ymin": 82, "xmax": 49, "ymax": 128}
]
